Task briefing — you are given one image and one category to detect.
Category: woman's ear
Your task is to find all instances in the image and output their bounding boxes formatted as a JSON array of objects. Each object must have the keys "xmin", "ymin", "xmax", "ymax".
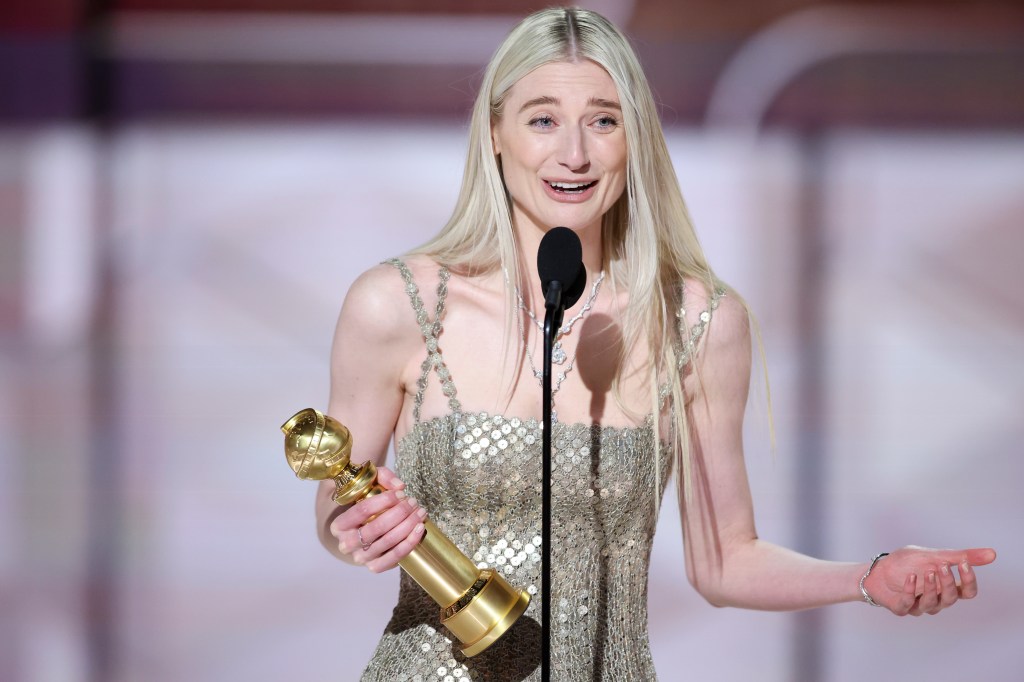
[{"xmin": 491, "ymin": 125, "xmax": 502, "ymax": 156}]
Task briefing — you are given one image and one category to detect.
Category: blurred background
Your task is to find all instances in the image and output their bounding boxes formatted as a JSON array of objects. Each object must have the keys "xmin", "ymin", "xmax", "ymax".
[{"xmin": 1, "ymin": 1, "xmax": 1022, "ymax": 681}]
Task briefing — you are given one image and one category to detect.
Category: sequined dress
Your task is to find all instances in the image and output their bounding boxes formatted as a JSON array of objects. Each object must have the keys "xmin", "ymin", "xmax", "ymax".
[{"xmin": 360, "ymin": 259, "xmax": 721, "ymax": 682}]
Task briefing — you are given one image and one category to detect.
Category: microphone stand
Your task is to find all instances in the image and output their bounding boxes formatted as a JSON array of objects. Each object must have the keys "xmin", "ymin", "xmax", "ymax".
[{"xmin": 541, "ymin": 281, "xmax": 565, "ymax": 682}]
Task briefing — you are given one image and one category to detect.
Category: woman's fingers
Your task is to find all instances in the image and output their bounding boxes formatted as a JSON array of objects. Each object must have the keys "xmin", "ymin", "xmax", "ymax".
[
  {"xmin": 376, "ymin": 466, "xmax": 405, "ymax": 491},
  {"xmin": 959, "ymin": 560, "xmax": 979, "ymax": 599},
  {"xmin": 892, "ymin": 574, "xmax": 917, "ymax": 616},
  {"xmin": 909, "ymin": 570, "xmax": 939, "ymax": 616},
  {"xmin": 366, "ymin": 521, "xmax": 428, "ymax": 573},
  {"xmin": 322, "ymin": 465, "xmax": 427, "ymax": 574},
  {"xmin": 332, "ymin": 490, "xmax": 408, "ymax": 533},
  {"xmin": 362, "ymin": 507, "xmax": 429, "ymax": 570},
  {"xmin": 935, "ymin": 563, "xmax": 959, "ymax": 612},
  {"xmin": 878, "ymin": 546, "xmax": 994, "ymax": 616},
  {"xmin": 963, "ymin": 547, "xmax": 997, "ymax": 566},
  {"xmin": 929, "ymin": 547, "xmax": 997, "ymax": 568},
  {"xmin": 358, "ymin": 504, "xmax": 427, "ymax": 562},
  {"xmin": 357, "ymin": 495, "xmax": 421, "ymax": 546}
]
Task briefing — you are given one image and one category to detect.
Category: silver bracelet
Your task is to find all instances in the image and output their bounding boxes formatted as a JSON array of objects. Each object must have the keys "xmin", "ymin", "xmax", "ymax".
[{"xmin": 859, "ymin": 551, "xmax": 889, "ymax": 607}]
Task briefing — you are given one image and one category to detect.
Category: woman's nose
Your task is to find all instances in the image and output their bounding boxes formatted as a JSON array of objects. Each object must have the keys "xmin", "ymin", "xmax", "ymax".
[{"xmin": 556, "ymin": 126, "xmax": 589, "ymax": 171}]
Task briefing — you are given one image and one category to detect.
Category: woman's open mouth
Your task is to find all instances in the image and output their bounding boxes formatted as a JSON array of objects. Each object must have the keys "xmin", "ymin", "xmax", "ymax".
[
  {"xmin": 543, "ymin": 179, "xmax": 598, "ymax": 203},
  {"xmin": 545, "ymin": 180, "xmax": 597, "ymax": 194}
]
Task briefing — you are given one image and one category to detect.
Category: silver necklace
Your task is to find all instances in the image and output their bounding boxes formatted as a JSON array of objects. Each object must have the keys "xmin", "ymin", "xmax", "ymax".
[
  {"xmin": 507, "ymin": 269, "xmax": 603, "ymax": 422},
  {"xmin": 511, "ymin": 270, "xmax": 605, "ymax": 365},
  {"xmin": 515, "ymin": 302, "xmax": 578, "ymax": 423}
]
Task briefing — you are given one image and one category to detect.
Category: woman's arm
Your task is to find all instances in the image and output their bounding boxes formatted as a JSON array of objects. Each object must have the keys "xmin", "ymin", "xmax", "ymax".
[
  {"xmin": 680, "ymin": 294, "xmax": 995, "ymax": 614},
  {"xmin": 313, "ymin": 263, "xmax": 426, "ymax": 571}
]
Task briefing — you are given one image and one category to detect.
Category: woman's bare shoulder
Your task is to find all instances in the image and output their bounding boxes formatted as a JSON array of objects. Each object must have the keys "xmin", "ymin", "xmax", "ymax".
[
  {"xmin": 678, "ymin": 277, "xmax": 750, "ymax": 353},
  {"xmin": 337, "ymin": 257, "xmax": 437, "ymax": 345},
  {"xmin": 677, "ymin": 278, "xmax": 752, "ymax": 407}
]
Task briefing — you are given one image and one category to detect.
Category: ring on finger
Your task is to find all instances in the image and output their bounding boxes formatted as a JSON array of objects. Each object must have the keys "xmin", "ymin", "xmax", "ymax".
[{"xmin": 357, "ymin": 526, "xmax": 372, "ymax": 551}]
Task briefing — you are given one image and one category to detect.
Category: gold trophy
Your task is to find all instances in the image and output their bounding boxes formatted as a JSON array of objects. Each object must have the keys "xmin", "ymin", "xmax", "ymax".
[{"xmin": 281, "ymin": 407, "xmax": 531, "ymax": 656}]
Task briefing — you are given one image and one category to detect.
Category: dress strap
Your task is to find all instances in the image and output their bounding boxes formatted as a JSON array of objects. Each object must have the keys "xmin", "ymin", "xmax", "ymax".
[
  {"xmin": 385, "ymin": 258, "xmax": 462, "ymax": 422},
  {"xmin": 658, "ymin": 281, "xmax": 726, "ymax": 406}
]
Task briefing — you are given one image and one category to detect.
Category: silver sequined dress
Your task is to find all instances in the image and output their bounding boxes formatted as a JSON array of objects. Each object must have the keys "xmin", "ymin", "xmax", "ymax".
[{"xmin": 360, "ymin": 259, "xmax": 721, "ymax": 682}]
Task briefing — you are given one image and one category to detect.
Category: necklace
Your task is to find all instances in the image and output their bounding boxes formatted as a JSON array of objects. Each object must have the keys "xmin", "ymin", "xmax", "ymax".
[
  {"xmin": 515, "ymin": 302, "xmax": 577, "ymax": 423},
  {"xmin": 507, "ymin": 269, "xmax": 604, "ymax": 422},
  {"xmin": 511, "ymin": 270, "xmax": 605, "ymax": 365}
]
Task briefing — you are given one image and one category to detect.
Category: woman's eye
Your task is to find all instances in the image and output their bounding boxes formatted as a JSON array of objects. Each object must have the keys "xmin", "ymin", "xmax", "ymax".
[
  {"xmin": 594, "ymin": 115, "xmax": 619, "ymax": 130},
  {"xmin": 529, "ymin": 116, "xmax": 555, "ymax": 129}
]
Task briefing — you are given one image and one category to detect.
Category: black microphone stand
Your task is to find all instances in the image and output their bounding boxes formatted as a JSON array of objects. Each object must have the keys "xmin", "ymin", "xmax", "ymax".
[
  {"xmin": 534, "ymin": 226, "xmax": 584, "ymax": 682},
  {"xmin": 540, "ymin": 281, "xmax": 565, "ymax": 682}
]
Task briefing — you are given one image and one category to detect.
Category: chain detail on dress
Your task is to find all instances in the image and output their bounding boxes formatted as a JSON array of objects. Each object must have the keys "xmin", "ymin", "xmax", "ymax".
[
  {"xmin": 386, "ymin": 258, "xmax": 462, "ymax": 422},
  {"xmin": 658, "ymin": 281, "xmax": 726, "ymax": 405}
]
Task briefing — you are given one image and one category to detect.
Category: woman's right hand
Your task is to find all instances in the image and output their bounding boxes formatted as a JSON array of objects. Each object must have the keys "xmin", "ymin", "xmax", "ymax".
[{"xmin": 328, "ymin": 466, "xmax": 428, "ymax": 573}]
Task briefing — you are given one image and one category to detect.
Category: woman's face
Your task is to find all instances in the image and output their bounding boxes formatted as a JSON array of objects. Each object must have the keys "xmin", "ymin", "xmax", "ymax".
[{"xmin": 491, "ymin": 59, "xmax": 627, "ymax": 236}]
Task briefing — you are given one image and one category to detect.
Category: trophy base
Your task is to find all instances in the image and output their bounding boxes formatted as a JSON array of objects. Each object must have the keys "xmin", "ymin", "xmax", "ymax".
[
  {"xmin": 439, "ymin": 569, "xmax": 532, "ymax": 657},
  {"xmin": 459, "ymin": 588, "xmax": 531, "ymax": 657}
]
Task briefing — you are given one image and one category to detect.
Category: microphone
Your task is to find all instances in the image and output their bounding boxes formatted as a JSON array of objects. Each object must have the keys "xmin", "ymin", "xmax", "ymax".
[
  {"xmin": 537, "ymin": 226, "xmax": 586, "ymax": 315},
  {"xmin": 535, "ymin": 226, "xmax": 586, "ymax": 682}
]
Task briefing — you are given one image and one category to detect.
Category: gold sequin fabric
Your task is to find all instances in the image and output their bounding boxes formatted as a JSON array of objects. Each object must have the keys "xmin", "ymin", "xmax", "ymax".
[{"xmin": 359, "ymin": 260, "xmax": 720, "ymax": 682}]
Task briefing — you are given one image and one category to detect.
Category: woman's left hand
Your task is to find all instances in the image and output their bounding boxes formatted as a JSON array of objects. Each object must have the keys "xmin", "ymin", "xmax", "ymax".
[{"xmin": 862, "ymin": 545, "xmax": 997, "ymax": 616}]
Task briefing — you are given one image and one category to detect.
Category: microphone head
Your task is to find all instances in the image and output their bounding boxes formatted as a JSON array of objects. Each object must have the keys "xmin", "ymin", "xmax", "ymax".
[
  {"xmin": 537, "ymin": 227, "xmax": 583, "ymax": 297},
  {"xmin": 562, "ymin": 263, "xmax": 587, "ymax": 309}
]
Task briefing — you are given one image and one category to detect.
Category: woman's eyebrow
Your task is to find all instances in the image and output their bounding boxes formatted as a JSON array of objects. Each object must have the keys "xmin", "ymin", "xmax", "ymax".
[
  {"xmin": 589, "ymin": 97, "xmax": 621, "ymax": 111},
  {"xmin": 519, "ymin": 95, "xmax": 559, "ymax": 113},
  {"xmin": 518, "ymin": 95, "xmax": 622, "ymax": 113}
]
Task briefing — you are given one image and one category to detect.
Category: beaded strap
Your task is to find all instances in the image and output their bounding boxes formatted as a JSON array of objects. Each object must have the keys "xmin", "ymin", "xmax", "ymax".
[
  {"xmin": 385, "ymin": 258, "xmax": 462, "ymax": 422},
  {"xmin": 658, "ymin": 282, "xmax": 726, "ymax": 406},
  {"xmin": 675, "ymin": 285, "xmax": 725, "ymax": 371}
]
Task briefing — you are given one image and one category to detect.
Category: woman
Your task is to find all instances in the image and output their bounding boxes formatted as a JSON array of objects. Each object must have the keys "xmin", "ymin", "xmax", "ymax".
[{"xmin": 314, "ymin": 7, "xmax": 995, "ymax": 681}]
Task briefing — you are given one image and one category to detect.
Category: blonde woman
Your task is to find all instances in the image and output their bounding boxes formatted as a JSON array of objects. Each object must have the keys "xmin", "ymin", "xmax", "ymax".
[{"xmin": 315, "ymin": 7, "xmax": 995, "ymax": 680}]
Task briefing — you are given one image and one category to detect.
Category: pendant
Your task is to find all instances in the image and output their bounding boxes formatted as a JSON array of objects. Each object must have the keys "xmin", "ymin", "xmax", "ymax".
[{"xmin": 552, "ymin": 341, "xmax": 567, "ymax": 365}]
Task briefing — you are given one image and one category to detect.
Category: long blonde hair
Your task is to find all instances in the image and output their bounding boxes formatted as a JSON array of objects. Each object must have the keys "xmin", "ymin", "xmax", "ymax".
[{"xmin": 412, "ymin": 7, "xmax": 740, "ymax": 504}]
